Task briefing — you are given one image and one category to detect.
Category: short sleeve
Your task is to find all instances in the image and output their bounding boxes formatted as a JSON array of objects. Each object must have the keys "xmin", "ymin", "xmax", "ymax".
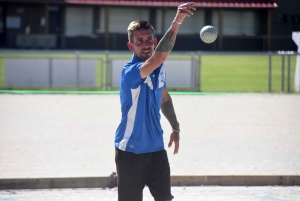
[{"xmin": 123, "ymin": 63, "xmax": 144, "ymax": 89}]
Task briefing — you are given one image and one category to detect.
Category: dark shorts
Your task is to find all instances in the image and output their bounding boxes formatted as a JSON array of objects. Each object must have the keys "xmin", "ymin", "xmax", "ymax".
[{"xmin": 115, "ymin": 147, "xmax": 173, "ymax": 201}]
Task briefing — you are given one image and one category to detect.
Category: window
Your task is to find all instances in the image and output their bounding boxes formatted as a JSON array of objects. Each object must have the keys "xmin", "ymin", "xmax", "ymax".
[
  {"xmin": 213, "ymin": 10, "xmax": 258, "ymax": 36},
  {"xmin": 165, "ymin": 8, "xmax": 205, "ymax": 34},
  {"xmin": 65, "ymin": 7, "xmax": 93, "ymax": 36},
  {"xmin": 98, "ymin": 7, "xmax": 149, "ymax": 33}
]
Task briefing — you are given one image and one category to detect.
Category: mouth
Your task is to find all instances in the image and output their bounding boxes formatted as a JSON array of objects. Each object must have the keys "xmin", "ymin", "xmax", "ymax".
[{"xmin": 142, "ymin": 50, "xmax": 151, "ymax": 54}]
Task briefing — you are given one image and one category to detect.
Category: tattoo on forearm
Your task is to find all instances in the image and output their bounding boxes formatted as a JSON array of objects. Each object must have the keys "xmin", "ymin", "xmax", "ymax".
[
  {"xmin": 155, "ymin": 29, "xmax": 175, "ymax": 53},
  {"xmin": 161, "ymin": 99, "xmax": 179, "ymax": 130}
]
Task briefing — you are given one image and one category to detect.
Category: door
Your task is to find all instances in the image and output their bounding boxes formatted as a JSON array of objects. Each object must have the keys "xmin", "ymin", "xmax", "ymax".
[
  {"xmin": 49, "ymin": 6, "xmax": 61, "ymax": 34},
  {"xmin": 49, "ymin": 5, "xmax": 61, "ymax": 48}
]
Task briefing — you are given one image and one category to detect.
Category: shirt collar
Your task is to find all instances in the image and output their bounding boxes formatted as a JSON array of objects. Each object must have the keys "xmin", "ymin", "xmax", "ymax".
[
  {"xmin": 131, "ymin": 54, "xmax": 141, "ymax": 64},
  {"xmin": 130, "ymin": 54, "xmax": 163, "ymax": 72}
]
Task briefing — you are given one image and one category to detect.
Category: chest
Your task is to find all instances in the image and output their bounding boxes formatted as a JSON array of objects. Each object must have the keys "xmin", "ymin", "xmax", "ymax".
[{"xmin": 143, "ymin": 66, "xmax": 165, "ymax": 91}]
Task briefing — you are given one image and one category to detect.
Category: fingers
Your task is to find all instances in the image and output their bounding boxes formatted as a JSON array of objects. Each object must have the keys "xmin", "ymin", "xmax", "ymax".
[
  {"xmin": 181, "ymin": 2, "xmax": 196, "ymax": 6},
  {"xmin": 173, "ymin": 141, "xmax": 179, "ymax": 155},
  {"xmin": 181, "ymin": 2, "xmax": 197, "ymax": 10},
  {"xmin": 178, "ymin": 2, "xmax": 196, "ymax": 17},
  {"xmin": 168, "ymin": 137, "xmax": 173, "ymax": 148},
  {"xmin": 168, "ymin": 132, "xmax": 180, "ymax": 155}
]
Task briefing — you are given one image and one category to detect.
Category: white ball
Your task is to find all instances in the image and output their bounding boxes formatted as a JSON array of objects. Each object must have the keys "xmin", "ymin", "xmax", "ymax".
[{"xmin": 200, "ymin": 25, "xmax": 218, "ymax": 44}]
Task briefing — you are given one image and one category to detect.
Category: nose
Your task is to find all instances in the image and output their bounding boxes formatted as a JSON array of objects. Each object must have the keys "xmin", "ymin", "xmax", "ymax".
[{"xmin": 143, "ymin": 40, "xmax": 151, "ymax": 47}]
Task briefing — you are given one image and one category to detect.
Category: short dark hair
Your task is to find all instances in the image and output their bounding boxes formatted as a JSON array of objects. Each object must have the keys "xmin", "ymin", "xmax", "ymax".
[{"xmin": 127, "ymin": 20, "xmax": 155, "ymax": 42}]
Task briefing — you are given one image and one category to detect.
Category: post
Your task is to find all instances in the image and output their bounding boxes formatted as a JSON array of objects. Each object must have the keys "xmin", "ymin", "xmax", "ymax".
[
  {"xmin": 191, "ymin": 53, "xmax": 195, "ymax": 91},
  {"xmin": 60, "ymin": 6, "xmax": 66, "ymax": 49},
  {"xmin": 0, "ymin": 57, "xmax": 4, "ymax": 87},
  {"xmin": 268, "ymin": 53, "xmax": 272, "ymax": 92},
  {"xmin": 44, "ymin": 4, "xmax": 49, "ymax": 34},
  {"xmin": 267, "ymin": 10, "xmax": 272, "ymax": 50},
  {"xmin": 105, "ymin": 50, "xmax": 110, "ymax": 90},
  {"xmin": 76, "ymin": 52, "xmax": 80, "ymax": 90},
  {"xmin": 100, "ymin": 58, "xmax": 104, "ymax": 90},
  {"xmin": 101, "ymin": 58, "xmax": 105, "ymax": 90},
  {"xmin": 218, "ymin": 9, "xmax": 223, "ymax": 51},
  {"xmin": 162, "ymin": 7, "xmax": 167, "ymax": 33},
  {"xmin": 49, "ymin": 58, "xmax": 53, "ymax": 88},
  {"xmin": 281, "ymin": 54, "xmax": 285, "ymax": 92},
  {"xmin": 287, "ymin": 54, "xmax": 291, "ymax": 93},
  {"xmin": 198, "ymin": 53, "xmax": 201, "ymax": 92},
  {"xmin": 104, "ymin": 7, "xmax": 110, "ymax": 50},
  {"xmin": 149, "ymin": 8, "xmax": 157, "ymax": 29}
]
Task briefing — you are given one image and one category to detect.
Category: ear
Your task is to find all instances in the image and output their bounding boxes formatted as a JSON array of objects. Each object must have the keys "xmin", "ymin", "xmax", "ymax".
[{"xmin": 127, "ymin": 42, "xmax": 134, "ymax": 52}]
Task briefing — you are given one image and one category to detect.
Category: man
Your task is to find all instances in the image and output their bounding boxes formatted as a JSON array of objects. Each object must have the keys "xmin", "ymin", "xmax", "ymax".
[{"xmin": 114, "ymin": 2, "xmax": 196, "ymax": 201}]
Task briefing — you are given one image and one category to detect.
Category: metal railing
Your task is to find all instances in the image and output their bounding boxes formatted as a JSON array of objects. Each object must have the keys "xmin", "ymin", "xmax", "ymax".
[{"xmin": 276, "ymin": 51, "xmax": 297, "ymax": 93}]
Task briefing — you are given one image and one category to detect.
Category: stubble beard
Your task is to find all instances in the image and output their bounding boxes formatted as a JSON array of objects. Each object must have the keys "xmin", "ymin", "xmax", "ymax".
[{"xmin": 135, "ymin": 49, "xmax": 153, "ymax": 62}]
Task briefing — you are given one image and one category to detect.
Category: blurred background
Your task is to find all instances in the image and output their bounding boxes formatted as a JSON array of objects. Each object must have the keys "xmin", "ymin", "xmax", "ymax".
[
  {"xmin": 0, "ymin": 0, "xmax": 299, "ymax": 93},
  {"xmin": 0, "ymin": 1, "xmax": 300, "ymax": 192}
]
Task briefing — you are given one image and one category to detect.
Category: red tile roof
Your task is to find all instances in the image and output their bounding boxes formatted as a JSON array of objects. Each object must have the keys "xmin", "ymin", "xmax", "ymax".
[{"xmin": 65, "ymin": 0, "xmax": 278, "ymax": 8}]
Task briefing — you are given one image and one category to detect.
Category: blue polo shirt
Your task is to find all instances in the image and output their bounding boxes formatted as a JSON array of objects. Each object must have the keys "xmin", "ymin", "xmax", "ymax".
[{"xmin": 114, "ymin": 54, "xmax": 166, "ymax": 154}]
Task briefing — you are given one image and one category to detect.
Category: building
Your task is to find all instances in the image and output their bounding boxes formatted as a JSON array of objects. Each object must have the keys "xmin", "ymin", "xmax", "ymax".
[{"xmin": 0, "ymin": 0, "xmax": 299, "ymax": 51}]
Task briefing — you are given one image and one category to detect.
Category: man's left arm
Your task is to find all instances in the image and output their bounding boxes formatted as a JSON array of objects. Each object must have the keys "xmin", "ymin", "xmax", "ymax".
[{"xmin": 161, "ymin": 86, "xmax": 180, "ymax": 154}]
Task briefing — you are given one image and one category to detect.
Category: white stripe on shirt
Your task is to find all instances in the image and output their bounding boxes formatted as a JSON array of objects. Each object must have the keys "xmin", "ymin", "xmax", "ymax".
[{"xmin": 118, "ymin": 86, "xmax": 141, "ymax": 151}]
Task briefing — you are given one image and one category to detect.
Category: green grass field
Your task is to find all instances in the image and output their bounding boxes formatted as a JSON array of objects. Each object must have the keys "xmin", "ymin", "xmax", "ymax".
[
  {"xmin": 0, "ymin": 52, "xmax": 297, "ymax": 93},
  {"xmin": 201, "ymin": 55, "xmax": 296, "ymax": 92}
]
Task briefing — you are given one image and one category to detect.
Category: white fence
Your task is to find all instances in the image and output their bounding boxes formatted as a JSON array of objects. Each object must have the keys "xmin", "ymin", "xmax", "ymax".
[
  {"xmin": 0, "ymin": 51, "xmax": 299, "ymax": 92},
  {"xmin": 111, "ymin": 58, "xmax": 197, "ymax": 90}
]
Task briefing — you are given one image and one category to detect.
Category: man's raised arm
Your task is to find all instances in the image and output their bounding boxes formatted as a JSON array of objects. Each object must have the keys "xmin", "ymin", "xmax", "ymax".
[{"xmin": 140, "ymin": 2, "xmax": 196, "ymax": 78}]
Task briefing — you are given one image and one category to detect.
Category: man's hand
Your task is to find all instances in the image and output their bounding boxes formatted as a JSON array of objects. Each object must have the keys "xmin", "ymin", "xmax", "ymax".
[
  {"xmin": 168, "ymin": 131, "xmax": 180, "ymax": 155},
  {"xmin": 175, "ymin": 2, "xmax": 197, "ymax": 24}
]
